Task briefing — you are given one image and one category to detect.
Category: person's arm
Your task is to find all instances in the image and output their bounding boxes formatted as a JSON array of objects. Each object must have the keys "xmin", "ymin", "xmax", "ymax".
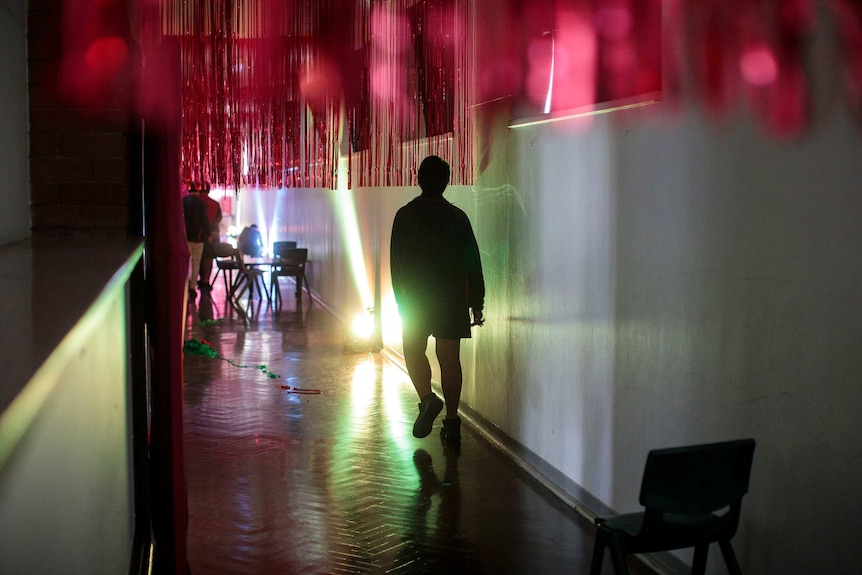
[
  {"xmin": 389, "ymin": 214, "xmax": 404, "ymax": 306},
  {"xmin": 461, "ymin": 218, "xmax": 485, "ymax": 315},
  {"xmin": 196, "ymin": 202, "xmax": 209, "ymax": 242},
  {"xmin": 213, "ymin": 205, "xmax": 223, "ymax": 230}
]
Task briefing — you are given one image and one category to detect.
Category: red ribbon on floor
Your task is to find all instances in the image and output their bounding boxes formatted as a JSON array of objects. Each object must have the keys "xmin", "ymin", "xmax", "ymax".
[{"xmin": 279, "ymin": 385, "xmax": 322, "ymax": 394}]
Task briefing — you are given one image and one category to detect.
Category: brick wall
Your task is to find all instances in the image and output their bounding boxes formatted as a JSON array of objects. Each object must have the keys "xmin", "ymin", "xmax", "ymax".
[{"xmin": 27, "ymin": 1, "xmax": 135, "ymax": 235}]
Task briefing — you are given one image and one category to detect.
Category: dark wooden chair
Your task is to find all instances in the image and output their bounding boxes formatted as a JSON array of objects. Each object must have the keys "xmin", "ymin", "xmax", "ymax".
[
  {"xmin": 270, "ymin": 248, "xmax": 309, "ymax": 309},
  {"xmin": 210, "ymin": 242, "xmax": 239, "ymax": 293},
  {"xmin": 232, "ymin": 248, "xmax": 267, "ymax": 308},
  {"xmin": 272, "ymin": 241, "xmax": 297, "ymax": 258},
  {"xmin": 590, "ymin": 438, "xmax": 756, "ymax": 575}
]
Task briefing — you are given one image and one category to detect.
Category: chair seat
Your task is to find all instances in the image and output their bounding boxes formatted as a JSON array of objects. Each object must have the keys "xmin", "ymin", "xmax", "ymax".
[
  {"xmin": 232, "ymin": 249, "xmax": 269, "ymax": 310},
  {"xmin": 597, "ymin": 511, "xmax": 734, "ymax": 554},
  {"xmin": 211, "ymin": 246, "xmax": 241, "ymax": 292}
]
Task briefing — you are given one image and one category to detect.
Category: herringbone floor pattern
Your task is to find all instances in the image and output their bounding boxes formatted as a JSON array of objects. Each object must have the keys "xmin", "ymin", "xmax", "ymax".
[{"xmin": 183, "ymin": 281, "xmax": 657, "ymax": 575}]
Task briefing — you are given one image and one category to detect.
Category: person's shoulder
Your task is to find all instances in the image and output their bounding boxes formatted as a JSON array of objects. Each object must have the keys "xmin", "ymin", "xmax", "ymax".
[
  {"xmin": 402, "ymin": 195, "xmax": 424, "ymax": 207},
  {"xmin": 394, "ymin": 197, "xmax": 422, "ymax": 216},
  {"xmin": 441, "ymin": 200, "xmax": 469, "ymax": 218}
]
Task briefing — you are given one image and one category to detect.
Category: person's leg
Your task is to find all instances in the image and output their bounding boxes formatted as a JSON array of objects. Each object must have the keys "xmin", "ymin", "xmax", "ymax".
[
  {"xmin": 189, "ymin": 242, "xmax": 204, "ymax": 293},
  {"xmin": 402, "ymin": 331, "xmax": 432, "ymax": 399},
  {"xmin": 403, "ymin": 323, "xmax": 444, "ymax": 438},
  {"xmin": 435, "ymin": 338, "xmax": 462, "ymax": 419},
  {"xmin": 199, "ymin": 243, "xmax": 214, "ymax": 289},
  {"xmin": 187, "ymin": 242, "xmax": 195, "ymax": 293}
]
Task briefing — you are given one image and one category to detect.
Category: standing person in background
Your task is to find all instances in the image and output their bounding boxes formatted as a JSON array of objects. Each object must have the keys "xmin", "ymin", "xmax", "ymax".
[
  {"xmin": 198, "ymin": 182, "xmax": 222, "ymax": 292},
  {"xmin": 390, "ymin": 155, "xmax": 485, "ymax": 445},
  {"xmin": 182, "ymin": 183, "xmax": 209, "ymax": 302}
]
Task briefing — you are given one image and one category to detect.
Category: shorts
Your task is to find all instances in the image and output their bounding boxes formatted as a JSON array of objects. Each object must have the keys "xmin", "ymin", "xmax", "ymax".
[{"xmin": 400, "ymin": 306, "xmax": 472, "ymax": 341}]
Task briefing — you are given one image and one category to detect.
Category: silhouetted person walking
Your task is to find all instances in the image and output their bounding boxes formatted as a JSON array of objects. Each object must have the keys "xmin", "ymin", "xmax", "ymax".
[{"xmin": 390, "ymin": 156, "xmax": 485, "ymax": 444}]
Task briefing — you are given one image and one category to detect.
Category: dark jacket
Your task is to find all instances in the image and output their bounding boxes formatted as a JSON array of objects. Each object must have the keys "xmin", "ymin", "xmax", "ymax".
[
  {"xmin": 182, "ymin": 193, "xmax": 208, "ymax": 242},
  {"xmin": 390, "ymin": 195, "xmax": 484, "ymax": 318}
]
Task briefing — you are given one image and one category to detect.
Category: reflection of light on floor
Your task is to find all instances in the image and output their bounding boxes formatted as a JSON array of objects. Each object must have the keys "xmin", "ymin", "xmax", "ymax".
[
  {"xmin": 351, "ymin": 358, "xmax": 377, "ymax": 424},
  {"xmin": 382, "ymin": 363, "xmax": 411, "ymax": 452}
]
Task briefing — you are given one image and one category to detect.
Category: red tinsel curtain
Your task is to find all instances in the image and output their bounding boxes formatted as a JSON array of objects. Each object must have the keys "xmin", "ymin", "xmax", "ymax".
[
  {"xmin": 346, "ymin": 0, "xmax": 474, "ymax": 187},
  {"xmin": 161, "ymin": 0, "xmax": 341, "ymax": 190},
  {"xmin": 146, "ymin": 0, "xmax": 862, "ymax": 190},
  {"xmin": 156, "ymin": 0, "xmax": 472, "ymax": 191}
]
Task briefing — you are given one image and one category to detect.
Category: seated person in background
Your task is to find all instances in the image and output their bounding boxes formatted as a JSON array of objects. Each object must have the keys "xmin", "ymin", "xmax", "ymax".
[{"xmin": 238, "ymin": 224, "xmax": 264, "ymax": 257}]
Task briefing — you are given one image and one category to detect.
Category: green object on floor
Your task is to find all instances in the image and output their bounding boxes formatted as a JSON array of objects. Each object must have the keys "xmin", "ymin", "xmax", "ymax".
[
  {"xmin": 183, "ymin": 338, "xmax": 218, "ymax": 358},
  {"xmin": 183, "ymin": 338, "xmax": 280, "ymax": 379}
]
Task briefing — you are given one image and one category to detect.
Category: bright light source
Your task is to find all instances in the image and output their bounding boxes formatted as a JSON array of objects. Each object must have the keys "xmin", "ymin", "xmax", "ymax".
[
  {"xmin": 345, "ymin": 308, "xmax": 377, "ymax": 353},
  {"xmin": 352, "ymin": 310, "xmax": 375, "ymax": 339}
]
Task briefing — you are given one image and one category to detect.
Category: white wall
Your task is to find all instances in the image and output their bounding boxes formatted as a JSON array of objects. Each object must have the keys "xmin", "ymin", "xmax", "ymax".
[
  {"xmin": 0, "ymin": 0, "xmax": 30, "ymax": 244},
  {"xmin": 466, "ymin": 10, "xmax": 862, "ymax": 575}
]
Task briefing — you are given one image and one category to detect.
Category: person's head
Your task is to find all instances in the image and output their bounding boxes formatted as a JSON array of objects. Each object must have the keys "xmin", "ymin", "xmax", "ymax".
[
  {"xmin": 203, "ymin": 181, "xmax": 211, "ymax": 194},
  {"xmin": 417, "ymin": 155, "xmax": 450, "ymax": 197}
]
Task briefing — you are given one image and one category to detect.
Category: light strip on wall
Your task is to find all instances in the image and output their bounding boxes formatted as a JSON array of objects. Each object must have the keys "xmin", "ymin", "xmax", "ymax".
[
  {"xmin": 335, "ymin": 156, "xmax": 373, "ymax": 309},
  {"xmin": 509, "ymin": 91, "xmax": 662, "ymax": 129}
]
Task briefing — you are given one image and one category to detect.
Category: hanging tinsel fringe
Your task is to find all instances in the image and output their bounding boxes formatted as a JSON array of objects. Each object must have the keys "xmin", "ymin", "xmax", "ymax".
[
  {"xmin": 133, "ymin": 0, "xmax": 862, "ymax": 192},
  {"xmin": 156, "ymin": 0, "xmax": 471, "ymax": 190}
]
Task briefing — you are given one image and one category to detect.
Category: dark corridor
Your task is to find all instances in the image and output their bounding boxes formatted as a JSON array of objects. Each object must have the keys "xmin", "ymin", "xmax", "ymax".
[{"xmin": 182, "ymin": 283, "xmax": 658, "ymax": 575}]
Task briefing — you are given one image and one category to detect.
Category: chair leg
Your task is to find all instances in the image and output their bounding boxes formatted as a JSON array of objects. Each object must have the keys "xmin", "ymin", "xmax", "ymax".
[
  {"xmin": 691, "ymin": 543, "xmax": 709, "ymax": 575},
  {"xmin": 242, "ymin": 274, "xmax": 259, "ymax": 313},
  {"xmin": 607, "ymin": 532, "xmax": 632, "ymax": 575},
  {"xmin": 253, "ymin": 275, "xmax": 262, "ymax": 301},
  {"xmin": 233, "ymin": 274, "xmax": 249, "ymax": 299},
  {"xmin": 274, "ymin": 278, "xmax": 283, "ymax": 310},
  {"xmin": 718, "ymin": 540, "xmax": 742, "ymax": 575},
  {"xmin": 589, "ymin": 530, "xmax": 608, "ymax": 575}
]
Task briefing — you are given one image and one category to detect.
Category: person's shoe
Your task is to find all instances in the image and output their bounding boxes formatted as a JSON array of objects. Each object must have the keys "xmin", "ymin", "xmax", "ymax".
[
  {"xmin": 413, "ymin": 393, "xmax": 444, "ymax": 438},
  {"xmin": 440, "ymin": 417, "xmax": 461, "ymax": 444}
]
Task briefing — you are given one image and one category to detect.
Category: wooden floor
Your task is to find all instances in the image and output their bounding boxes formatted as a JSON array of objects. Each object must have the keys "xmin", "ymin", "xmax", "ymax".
[{"xmin": 183, "ymin": 280, "xmax": 659, "ymax": 575}]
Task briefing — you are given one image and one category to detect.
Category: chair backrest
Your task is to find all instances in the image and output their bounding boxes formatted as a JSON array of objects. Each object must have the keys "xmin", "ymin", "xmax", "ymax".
[
  {"xmin": 639, "ymin": 438, "xmax": 755, "ymax": 516},
  {"xmin": 234, "ymin": 248, "xmax": 256, "ymax": 274},
  {"xmin": 273, "ymin": 241, "xmax": 298, "ymax": 258},
  {"xmin": 212, "ymin": 242, "xmax": 236, "ymax": 258},
  {"xmin": 277, "ymin": 248, "xmax": 307, "ymax": 268}
]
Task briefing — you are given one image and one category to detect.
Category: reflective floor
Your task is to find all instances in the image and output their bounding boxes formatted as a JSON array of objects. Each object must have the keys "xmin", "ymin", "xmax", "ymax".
[{"xmin": 183, "ymin": 281, "xmax": 658, "ymax": 575}]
